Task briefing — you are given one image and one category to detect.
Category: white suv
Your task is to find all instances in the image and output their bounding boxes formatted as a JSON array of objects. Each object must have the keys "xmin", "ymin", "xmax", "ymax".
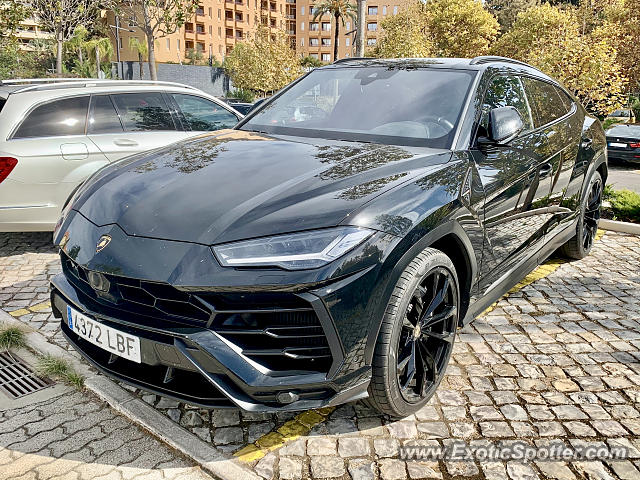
[{"xmin": 0, "ymin": 79, "xmax": 242, "ymax": 232}]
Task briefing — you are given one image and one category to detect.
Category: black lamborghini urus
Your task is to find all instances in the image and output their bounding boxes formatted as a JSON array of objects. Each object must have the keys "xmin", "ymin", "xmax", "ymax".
[{"xmin": 51, "ymin": 57, "xmax": 607, "ymax": 417}]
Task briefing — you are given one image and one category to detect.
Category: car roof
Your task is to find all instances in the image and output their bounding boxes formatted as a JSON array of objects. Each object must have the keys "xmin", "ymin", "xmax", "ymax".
[{"xmin": 323, "ymin": 56, "xmax": 554, "ymax": 81}]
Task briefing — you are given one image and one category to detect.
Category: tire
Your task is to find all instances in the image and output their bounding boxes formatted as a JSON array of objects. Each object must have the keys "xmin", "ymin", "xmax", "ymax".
[
  {"xmin": 367, "ymin": 247, "xmax": 460, "ymax": 418},
  {"xmin": 560, "ymin": 171, "xmax": 603, "ymax": 260}
]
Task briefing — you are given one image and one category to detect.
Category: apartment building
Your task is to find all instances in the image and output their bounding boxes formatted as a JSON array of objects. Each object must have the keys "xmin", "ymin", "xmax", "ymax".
[
  {"xmin": 13, "ymin": 17, "xmax": 54, "ymax": 50},
  {"xmin": 105, "ymin": 1, "xmax": 287, "ymax": 65},
  {"xmin": 291, "ymin": 1, "xmax": 406, "ymax": 62},
  {"xmin": 106, "ymin": 0, "xmax": 405, "ymax": 65}
]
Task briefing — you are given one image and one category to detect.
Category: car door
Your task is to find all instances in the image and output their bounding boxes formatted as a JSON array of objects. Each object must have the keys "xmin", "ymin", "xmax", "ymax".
[
  {"xmin": 472, "ymin": 74, "xmax": 552, "ymax": 294},
  {"xmin": 87, "ymin": 92, "xmax": 185, "ymax": 161},
  {"xmin": 170, "ymin": 93, "xmax": 241, "ymax": 135},
  {"xmin": 521, "ymin": 77, "xmax": 580, "ymax": 237},
  {"xmin": 0, "ymin": 95, "xmax": 108, "ymax": 229}
]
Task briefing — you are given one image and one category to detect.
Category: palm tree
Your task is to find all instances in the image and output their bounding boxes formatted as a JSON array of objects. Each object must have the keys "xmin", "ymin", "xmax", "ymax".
[
  {"xmin": 86, "ymin": 37, "xmax": 113, "ymax": 78},
  {"xmin": 128, "ymin": 37, "xmax": 148, "ymax": 79},
  {"xmin": 312, "ymin": 0, "xmax": 357, "ymax": 61}
]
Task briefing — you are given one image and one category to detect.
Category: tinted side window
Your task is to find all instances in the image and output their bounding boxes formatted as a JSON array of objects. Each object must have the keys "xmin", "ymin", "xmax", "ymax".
[
  {"xmin": 13, "ymin": 96, "xmax": 89, "ymax": 139},
  {"xmin": 521, "ymin": 77, "xmax": 567, "ymax": 128},
  {"xmin": 111, "ymin": 93, "xmax": 176, "ymax": 131},
  {"xmin": 554, "ymin": 86, "xmax": 574, "ymax": 115},
  {"xmin": 480, "ymin": 75, "xmax": 533, "ymax": 134},
  {"xmin": 88, "ymin": 95, "xmax": 123, "ymax": 134},
  {"xmin": 173, "ymin": 94, "xmax": 239, "ymax": 131}
]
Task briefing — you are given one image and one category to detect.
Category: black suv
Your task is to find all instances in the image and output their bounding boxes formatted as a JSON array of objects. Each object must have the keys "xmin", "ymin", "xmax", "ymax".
[{"xmin": 51, "ymin": 57, "xmax": 606, "ymax": 417}]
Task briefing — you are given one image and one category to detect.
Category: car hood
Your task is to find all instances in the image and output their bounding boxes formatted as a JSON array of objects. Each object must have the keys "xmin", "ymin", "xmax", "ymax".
[{"xmin": 73, "ymin": 130, "xmax": 453, "ymax": 244}]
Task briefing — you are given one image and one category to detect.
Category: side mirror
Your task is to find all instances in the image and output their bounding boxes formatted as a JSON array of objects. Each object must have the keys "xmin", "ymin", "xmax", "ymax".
[{"xmin": 488, "ymin": 106, "xmax": 524, "ymax": 144}]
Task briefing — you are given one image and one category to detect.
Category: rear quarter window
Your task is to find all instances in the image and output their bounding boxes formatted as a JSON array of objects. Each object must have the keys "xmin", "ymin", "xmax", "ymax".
[
  {"xmin": 12, "ymin": 96, "xmax": 90, "ymax": 139},
  {"xmin": 521, "ymin": 77, "xmax": 568, "ymax": 128}
]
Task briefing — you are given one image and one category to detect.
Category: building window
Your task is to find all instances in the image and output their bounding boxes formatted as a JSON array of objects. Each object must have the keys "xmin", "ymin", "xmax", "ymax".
[
  {"xmin": 185, "ymin": 22, "xmax": 194, "ymax": 32},
  {"xmin": 310, "ymin": 22, "xmax": 319, "ymax": 31},
  {"xmin": 310, "ymin": 38, "xmax": 319, "ymax": 46},
  {"xmin": 368, "ymin": 6, "xmax": 378, "ymax": 14},
  {"xmin": 393, "ymin": 6, "xmax": 398, "ymax": 14},
  {"xmin": 300, "ymin": 6, "xmax": 304, "ymax": 14},
  {"xmin": 209, "ymin": 25, "xmax": 212, "ymax": 34},
  {"xmin": 177, "ymin": 39, "xmax": 181, "ymax": 50},
  {"xmin": 321, "ymin": 38, "xmax": 330, "ymax": 46},
  {"xmin": 310, "ymin": 53, "xmax": 318, "ymax": 59},
  {"xmin": 209, "ymin": 7, "xmax": 212, "ymax": 17},
  {"xmin": 185, "ymin": 40, "xmax": 194, "ymax": 49},
  {"xmin": 300, "ymin": 38, "xmax": 304, "ymax": 46},
  {"xmin": 367, "ymin": 38, "xmax": 377, "ymax": 45},
  {"xmin": 345, "ymin": 38, "xmax": 350, "ymax": 46},
  {"xmin": 218, "ymin": 9, "xmax": 221, "ymax": 19},
  {"xmin": 218, "ymin": 26, "xmax": 221, "ymax": 37},
  {"xmin": 322, "ymin": 53, "xmax": 330, "ymax": 62},
  {"xmin": 119, "ymin": 37, "xmax": 123, "ymax": 49},
  {"xmin": 367, "ymin": 22, "xmax": 377, "ymax": 31},
  {"xmin": 346, "ymin": 21, "xmax": 350, "ymax": 30},
  {"xmin": 196, "ymin": 5, "xmax": 204, "ymax": 15},
  {"xmin": 383, "ymin": 5, "xmax": 387, "ymax": 14},
  {"xmin": 301, "ymin": 22, "xmax": 304, "ymax": 31},
  {"xmin": 166, "ymin": 38, "xmax": 170, "ymax": 50},
  {"xmin": 321, "ymin": 22, "xmax": 331, "ymax": 31},
  {"xmin": 196, "ymin": 24, "xmax": 205, "ymax": 33}
]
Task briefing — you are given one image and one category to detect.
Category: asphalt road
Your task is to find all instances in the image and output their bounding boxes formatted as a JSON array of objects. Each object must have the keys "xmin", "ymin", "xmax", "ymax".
[{"xmin": 607, "ymin": 163, "xmax": 640, "ymax": 192}]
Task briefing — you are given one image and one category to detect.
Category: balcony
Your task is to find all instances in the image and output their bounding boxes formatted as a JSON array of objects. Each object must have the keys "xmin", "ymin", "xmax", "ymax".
[{"xmin": 286, "ymin": 14, "xmax": 295, "ymax": 19}]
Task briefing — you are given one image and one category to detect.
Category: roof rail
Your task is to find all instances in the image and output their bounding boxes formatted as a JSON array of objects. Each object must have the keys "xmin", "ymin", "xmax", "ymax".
[
  {"xmin": 332, "ymin": 57, "xmax": 373, "ymax": 64},
  {"xmin": 8, "ymin": 79, "xmax": 202, "ymax": 94},
  {"xmin": 469, "ymin": 56, "xmax": 532, "ymax": 68}
]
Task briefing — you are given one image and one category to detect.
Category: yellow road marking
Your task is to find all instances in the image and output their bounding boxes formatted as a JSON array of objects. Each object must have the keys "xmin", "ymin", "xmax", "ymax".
[
  {"xmin": 234, "ymin": 407, "xmax": 335, "ymax": 463},
  {"xmin": 8, "ymin": 301, "xmax": 51, "ymax": 317}
]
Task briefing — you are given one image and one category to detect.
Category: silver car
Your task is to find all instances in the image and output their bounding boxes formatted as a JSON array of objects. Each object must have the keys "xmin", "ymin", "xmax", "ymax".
[{"xmin": 0, "ymin": 79, "xmax": 242, "ymax": 232}]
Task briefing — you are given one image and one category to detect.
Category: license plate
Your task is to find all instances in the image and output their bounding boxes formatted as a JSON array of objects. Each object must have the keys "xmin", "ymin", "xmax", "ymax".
[
  {"xmin": 66, "ymin": 305, "xmax": 141, "ymax": 363},
  {"xmin": 609, "ymin": 142, "xmax": 627, "ymax": 148}
]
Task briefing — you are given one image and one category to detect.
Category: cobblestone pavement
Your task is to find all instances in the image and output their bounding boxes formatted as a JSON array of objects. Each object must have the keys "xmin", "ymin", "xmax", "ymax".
[
  {"xmin": 0, "ymin": 389, "xmax": 213, "ymax": 480},
  {"xmin": 2, "ymin": 231, "xmax": 640, "ymax": 479}
]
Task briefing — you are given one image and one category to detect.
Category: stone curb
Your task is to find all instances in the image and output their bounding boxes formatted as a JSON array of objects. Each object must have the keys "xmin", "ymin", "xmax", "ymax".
[
  {"xmin": 600, "ymin": 218, "xmax": 640, "ymax": 235},
  {"xmin": 0, "ymin": 308, "xmax": 261, "ymax": 480}
]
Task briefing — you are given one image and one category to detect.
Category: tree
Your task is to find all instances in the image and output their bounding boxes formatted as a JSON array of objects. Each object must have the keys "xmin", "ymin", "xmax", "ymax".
[
  {"xmin": 423, "ymin": 0, "xmax": 499, "ymax": 57},
  {"xmin": 374, "ymin": 3, "xmax": 433, "ymax": 58},
  {"xmin": 0, "ymin": 0, "xmax": 32, "ymax": 40},
  {"xmin": 493, "ymin": 4, "xmax": 627, "ymax": 115},
  {"xmin": 223, "ymin": 26, "xmax": 302, "ymax": 96},
  {"xmin": 128, "ymin": 36, "xmax": 148, "ymax": 78},
  {"xmin": 301, "ymin": 55, "xmax": 324, "ymax": 68},
  {"xmin": 119, "ymin": 0, "xmax": 198, "ymax": 80},
  {"xmin": 86, "ymin": 37, "xmax": 114, "ymax": 78},
  {"xmin": 30, "ymin": 0, "xmax": 101, "ymax": 74},
  {"xmin": 486, "ymin": 0, "xmax": 540, "ymax": 30},
  {"xmin": 355, "ymin": 0, "xmax": 365, "ymax": 56},
  {"xmin": 374, "ymin": 0, "xmax": 498, "ymax": 59},
  {"xmin": 312, "ymin": 0, "xmax": 356, "ymax": 61},
  {"xmin": 607, "ymin": 0, "xmax": 640, "ymax": 88}
]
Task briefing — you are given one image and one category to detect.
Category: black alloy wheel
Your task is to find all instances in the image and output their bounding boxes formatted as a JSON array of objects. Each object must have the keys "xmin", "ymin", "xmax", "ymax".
[
  {"xmin": 368, "ymin": 247, "xmax": 459, "ymax": 417},
  {"xmin": 561, "ymin": 171, "xmax": 603, "ymax": 260},
  {"xmin": 397, "ymin": 267, "xmax": 457, "ymax": 403}
]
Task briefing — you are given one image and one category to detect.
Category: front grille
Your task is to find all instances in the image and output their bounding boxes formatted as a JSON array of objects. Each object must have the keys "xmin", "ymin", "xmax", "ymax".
[{"xmin": 61, "ymin": 253, "xmax": 333, "ymax": 374}]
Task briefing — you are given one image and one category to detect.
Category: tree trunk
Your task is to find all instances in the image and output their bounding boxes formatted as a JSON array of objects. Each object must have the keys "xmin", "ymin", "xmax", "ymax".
[
  {"xmin": 139, "ymin": 53, "xmax": 144, "ymax": 79},
  {"xmin": 334, "ymin": 13, "xmax": 339, "ymax": 61},
  {"xmin": 78, "ymin": 47, "xmax": 83, "ymax": 64},
  {"xmin": 56, "ymin": 28, "xmax": 63, "ymax": 74},
  {"xmin": 142, "ymin": 3, "xmax": 157, "ymax": 80},
  {"xmin": 356, "ymin": 0, "xmax": 366, "ymax": 57},
  {"xmin": 95, "ymin": 48, "xmax": 101, "ymax": 78},
  {"xmin": 147, "ymin": 36, "xmax": 157, "ymax": 80}
]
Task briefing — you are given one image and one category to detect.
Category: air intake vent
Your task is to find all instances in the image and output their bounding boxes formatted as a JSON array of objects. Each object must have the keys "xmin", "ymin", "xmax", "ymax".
[{"xmin": 0, "ymin": 352, "xmax": 50, "ymax": 399}]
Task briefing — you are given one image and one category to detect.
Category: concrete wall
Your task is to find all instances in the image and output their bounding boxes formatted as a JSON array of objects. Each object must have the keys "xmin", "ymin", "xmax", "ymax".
[{"xmin": 111, "ymin": 62, "xmax": 231, "ymax": 97}]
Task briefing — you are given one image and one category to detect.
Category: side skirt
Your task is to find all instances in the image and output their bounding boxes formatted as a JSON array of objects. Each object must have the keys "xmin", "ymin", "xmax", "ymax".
[{"xmin": 462, "ymin": 218, "xmax": 578, "ymax": 325}]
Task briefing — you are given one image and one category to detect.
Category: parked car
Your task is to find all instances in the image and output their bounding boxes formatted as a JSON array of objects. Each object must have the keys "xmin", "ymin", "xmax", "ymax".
[
  {"xmin": 51, "ymin": 57, "xmax": 606, "ymax": 416},
  {"xmin": 225, "ymin": 101, "xmax": 254, "ymax": 115},
  {"xmin": 605, "ymin": 123, "xmax": 640, "ymax": 164},
  {"xmin": 0, "ymin": 79, "xmax": 242, "ymax": 232},
  {"xmin": 606, "ymin": 108, "xmax": 636, "ymax": 124}
]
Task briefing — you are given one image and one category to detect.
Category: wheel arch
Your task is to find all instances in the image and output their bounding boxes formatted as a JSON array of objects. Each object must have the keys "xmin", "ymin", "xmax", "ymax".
[{"xmin": 364, "ymin": 220, "xmax": 477, "ymax": 364}]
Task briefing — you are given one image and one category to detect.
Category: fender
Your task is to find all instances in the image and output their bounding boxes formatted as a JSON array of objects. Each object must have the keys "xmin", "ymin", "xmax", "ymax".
[{"xmin": 363, "ymin": 218, "xmax": 478, "ymax": 364}]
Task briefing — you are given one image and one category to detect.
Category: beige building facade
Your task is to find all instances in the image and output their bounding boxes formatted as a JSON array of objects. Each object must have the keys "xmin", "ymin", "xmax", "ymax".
[{"xmin": 107, "ymin": 0, "xmax": 406, "ymax": 66}]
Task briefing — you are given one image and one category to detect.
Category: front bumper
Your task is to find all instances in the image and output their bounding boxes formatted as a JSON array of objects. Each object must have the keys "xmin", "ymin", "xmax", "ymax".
[{"xmin": 51, "ymin": 271, "xmax": 375, "ymax": 411}]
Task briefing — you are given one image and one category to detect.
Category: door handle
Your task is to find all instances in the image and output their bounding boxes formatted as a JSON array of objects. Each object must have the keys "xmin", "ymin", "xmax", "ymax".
[
  {"xmin": 114, "ymin": 139, "xmax": 139, "ymax": 147},
  {"xmin": 539, "ymin": 163, "xmax": 553, "ymax": 178}
]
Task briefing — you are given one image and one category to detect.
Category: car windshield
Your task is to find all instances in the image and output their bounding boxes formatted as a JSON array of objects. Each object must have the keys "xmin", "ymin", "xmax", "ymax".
[
  {"xmin": 606, "ymin": 124, "xmax": 640, "ymax": 136},
  {"xmin": 240, "ymin": 66, "xmax": 475, "ymax": 148}
]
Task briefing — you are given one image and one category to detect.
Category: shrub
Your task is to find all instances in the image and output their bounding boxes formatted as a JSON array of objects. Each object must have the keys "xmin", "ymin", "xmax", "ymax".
[
  {"xmin": 227, "ymin": 88, "xmax": 255, "ymax": 103},
  {"xmin": 608, "ymin": 189, "xmax": 640, "ymax": 223}
]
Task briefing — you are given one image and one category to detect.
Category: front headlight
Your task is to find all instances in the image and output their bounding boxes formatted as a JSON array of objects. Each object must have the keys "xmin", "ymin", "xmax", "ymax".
[{"xmin": 212, "ymin": 227, "xmax": 374, "ymax": 270}]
